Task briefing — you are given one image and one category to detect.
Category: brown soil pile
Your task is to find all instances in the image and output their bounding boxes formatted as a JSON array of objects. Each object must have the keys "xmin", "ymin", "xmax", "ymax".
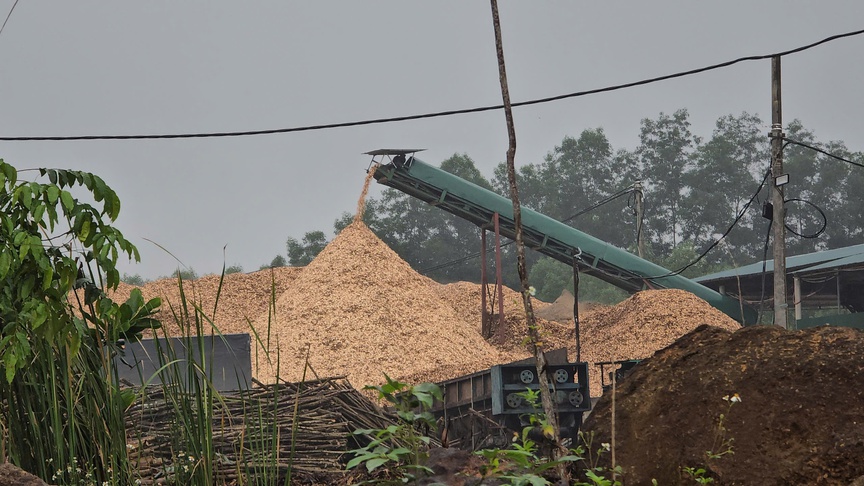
[
  {"xmin": 582, "ymin": 324, "xmax": 864, "ymax": 486},
  {"xmin": 0, "ymin": 463, "xmax": 52, "ymax": 486},
  {"xmin": 576, "ymin": 289, "xmax": 741, "ymax": 396},
  {"xmin": 251, "ymin": 222, "xmax": 525, "ymax": 389}
]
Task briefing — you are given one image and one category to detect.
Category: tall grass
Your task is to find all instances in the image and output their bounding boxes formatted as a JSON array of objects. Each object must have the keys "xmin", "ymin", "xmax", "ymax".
[
  {"xmin": 131, "ymin": 267, "xmax": 296, "ymax": 486},
  {"xmin": 145, "ymin": 275, "xmax": 220, "ymax": 485},
  {"xmin": 1, "ymin": 265, "xmax": 301, "ymax": 485},
  {"xmin": 0, "ymin": 308, "xmax": 134, "ymax": 484}
]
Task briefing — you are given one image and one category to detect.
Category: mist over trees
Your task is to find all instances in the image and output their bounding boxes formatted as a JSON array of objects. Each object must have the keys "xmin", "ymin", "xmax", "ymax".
[{"xmin": 287, "ymin": 110, "xmax": 864, "ymax": 303}]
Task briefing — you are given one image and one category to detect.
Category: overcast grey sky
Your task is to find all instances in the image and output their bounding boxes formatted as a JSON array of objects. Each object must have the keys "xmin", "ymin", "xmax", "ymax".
[{"xmin": 1, "ymin": 2, "xmax": 863, "ymax": 280}]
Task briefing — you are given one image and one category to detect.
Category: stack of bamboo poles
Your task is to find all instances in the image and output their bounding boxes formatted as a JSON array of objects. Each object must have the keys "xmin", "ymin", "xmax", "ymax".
[{"xmin": 126, "ymin": 377, "xmax": 395, "ymax": 484}]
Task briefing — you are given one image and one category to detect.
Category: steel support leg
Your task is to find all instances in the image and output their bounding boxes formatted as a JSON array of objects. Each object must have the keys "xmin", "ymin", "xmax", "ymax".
[
  {"xmin": 481, "ymin": 226, "xmax": 489, "ymax": 338},
  {"xmin": 493, "ymin": 213, "xmax": 504, "ymax": 337}
]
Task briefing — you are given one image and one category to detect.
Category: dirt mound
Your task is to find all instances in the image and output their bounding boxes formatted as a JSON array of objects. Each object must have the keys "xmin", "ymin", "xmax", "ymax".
[
  {"xmin": 0, "ymin": 463, "xmax": 52, "ymax": 486},
  {"xmin": 576, "ymin": 289, "xmax": 741, "ymax": 396},
  {"xmin": 581, "ymin": 324, "xmax": 864, "ymax": 485},
  {"xmin": 251, "ymin": 222, "xmax": 525, "ymax": 389}
]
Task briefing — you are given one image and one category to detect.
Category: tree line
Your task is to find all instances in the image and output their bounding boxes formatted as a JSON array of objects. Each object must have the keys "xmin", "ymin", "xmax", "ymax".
[{"xmin": 267, "ymin": 110, "xmax": 864, "ymax": 302}]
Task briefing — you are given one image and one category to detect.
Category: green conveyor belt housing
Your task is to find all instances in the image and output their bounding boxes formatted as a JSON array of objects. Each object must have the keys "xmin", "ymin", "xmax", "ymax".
[{"xmin": 373, "ymin": 156, "xmax": 757, "ymax": 325}]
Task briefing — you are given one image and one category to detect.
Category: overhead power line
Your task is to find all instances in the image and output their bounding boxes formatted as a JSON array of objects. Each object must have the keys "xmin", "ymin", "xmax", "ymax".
[
  {"xmin": 0, "ymin": 0, "xmax": 19, "ymax": 38},
  {"xmin": 2, "ymin": 28, "xmax": 864, "ymax": 142},
  {"xmin": 782, "ymin": 138, "xmax": 864, "ymax": 169},
  {"xmin": 561, "ymin": 186, "xmax": 634, "ymax": 224},
  {"xmin": 637, "ymin": 166, "xmax": 773, "ymax": 281},
  {"xmin": 419, "ymin": 240, "xmax": 513, "ymax": 275}
]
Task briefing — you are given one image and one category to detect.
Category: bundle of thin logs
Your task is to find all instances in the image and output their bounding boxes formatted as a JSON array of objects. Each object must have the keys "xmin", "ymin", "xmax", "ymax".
[{"xmin": 125, "ymin": 377, "xmax": 396, "ymax": 485}]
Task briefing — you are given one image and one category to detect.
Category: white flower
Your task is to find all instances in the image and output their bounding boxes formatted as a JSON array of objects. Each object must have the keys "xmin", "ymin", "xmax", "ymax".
[
  {"xmin": 528, "ymin": 286, "xmax": 537, "ymax": 296},
  {"xmin": 601, "ymin": 442, "xmax": 611, "ymax": 452}
]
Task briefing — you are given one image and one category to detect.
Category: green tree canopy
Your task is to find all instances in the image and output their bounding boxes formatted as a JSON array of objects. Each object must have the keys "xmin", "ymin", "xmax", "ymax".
[
  {"xmin": 636, "ymin": 109, "xmax": 700, "ymax": 255},
  {"xmin": 121, "ymin": 273, "xmax": 147, "ymax": 285},
  {"xmin": 0, "ymin": 159, "xmax": 160, "ymax": 483},
  {"xmin": 170, "ymin": 267, "xmax": 198, "ymax": 281},
  {"xmin": 286, "ymin": 230, "xmax": 328, "ymax": 266},
  {"xmin": 0, "ymin": 160, "xmax": 155, "ymax": 379},
  {"xmin": 291, "ymin": 111, "xmax": 864, "ymax": 304},
  {"xmin": 681, "ymin": 112, "xmax": 769, "ymax": 264},
  {"xmin": 225, "ymin": 264, "xmax": 243, "ymax": 274}
]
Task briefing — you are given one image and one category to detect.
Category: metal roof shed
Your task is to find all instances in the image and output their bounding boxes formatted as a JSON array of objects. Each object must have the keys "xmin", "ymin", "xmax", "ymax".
[{"xmin": 695, "ymin": 244, "xmax": 864, "ymax": 329}]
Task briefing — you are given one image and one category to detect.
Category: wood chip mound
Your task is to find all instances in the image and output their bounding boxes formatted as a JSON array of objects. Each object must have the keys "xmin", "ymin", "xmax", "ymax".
[
  {"xmin": 535, "ymin": 289, "xmax": 608, "ymax": 323},
  {"xmin": 91, "ymin": 225, "xmax": 741, "ymax": 407},
  {"xmin": 251, "ymin": 222, "xmax": 526, "ymax": 390},
  {"xmin": 577, "ymin": 288, "xmax": 742, "ymax": 396},
  {"xmin": 433, "ymin": 281, "xmax": 562, "ymax": 351},
  {"xmin": 99, "ymin": 267, "xmax": 303, "ymax": 338}
]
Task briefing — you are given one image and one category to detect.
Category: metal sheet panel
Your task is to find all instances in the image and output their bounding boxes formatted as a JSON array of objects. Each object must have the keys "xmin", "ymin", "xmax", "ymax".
[
  {"xmin": 114, "ymin": 333, "xmax": 252, "ymax": 391},
  {"xmin": 364, "ymin": 148, "xmax": 426, "ymax": 156}
]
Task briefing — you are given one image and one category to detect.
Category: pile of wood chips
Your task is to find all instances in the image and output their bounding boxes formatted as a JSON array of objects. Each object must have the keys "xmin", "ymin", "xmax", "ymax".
[
  {"xmin": 250, "ymin": 222, "xmax": 528, "ymax": 390},
  {"xmin": 104, "ymin": 224, "xmax": 741, "ymax": 400},
  {"xmin": 104, "ymin": 267, "xmax": 303, "ymax": 338},
  {"xmin": 432, "ymin": 281, "xmax": 568, "ymax": 353},
  {"xmin": 577, "ymin": 288, "xmax": 741, "ymax": 396}
]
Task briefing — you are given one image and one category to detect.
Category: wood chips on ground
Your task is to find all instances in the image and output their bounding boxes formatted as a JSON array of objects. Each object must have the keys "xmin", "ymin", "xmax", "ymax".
[
  {"xmin": 432, "ymin": 281, "xmax": 567, "ymax": 353},
  {"xmin": 576, "ymin": 288, "xmax": 741, "ymax": 396},
  {"xmin": 104, "ymin": 267, "xmax": 303, "ymax": 338},
  {"xmin": 99, "ymin": 226, "xmax": 741, "ymax": 402},
  {"xmin": 250, "ymin": 222, "xmax": 527, "ymax": 390}
]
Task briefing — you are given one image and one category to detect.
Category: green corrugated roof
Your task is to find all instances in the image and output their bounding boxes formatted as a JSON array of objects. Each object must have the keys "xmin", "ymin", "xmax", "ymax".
[
  {"xmin": 695, "ymin": 243, "xmax": 864, "ymax": 282},
  {"xmin": 801, "ymin": 252, "xmax": 864, "ymax": 273}
]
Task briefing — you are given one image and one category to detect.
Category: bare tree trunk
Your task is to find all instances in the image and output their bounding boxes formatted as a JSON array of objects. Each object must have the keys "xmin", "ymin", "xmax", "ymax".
[{"xmin": 489, "ymin": 2, "xmax": 569, "ymax": 482}]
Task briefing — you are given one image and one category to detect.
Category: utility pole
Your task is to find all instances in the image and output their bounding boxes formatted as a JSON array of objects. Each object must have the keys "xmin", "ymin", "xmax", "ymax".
[
  {"xmin": 770, "ymin": 56, "xmax": 788, "ymax": 329},
  {"xmin": 634, "ymin": 180, "xmax": 645, "ymax": 258}
]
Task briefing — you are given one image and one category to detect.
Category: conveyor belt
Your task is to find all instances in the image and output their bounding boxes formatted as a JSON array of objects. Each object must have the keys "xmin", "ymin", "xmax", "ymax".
[{"xmin": 373, "ymin": 155, "xmax": 757, "ymax": 324}]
